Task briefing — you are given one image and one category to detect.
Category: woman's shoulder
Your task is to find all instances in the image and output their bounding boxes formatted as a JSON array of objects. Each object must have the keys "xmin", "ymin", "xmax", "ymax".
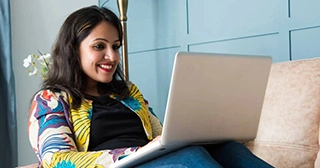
[
  {"xmin": 126, "ymin": 81, "xmax": 143, "ymax": 94},
  {"xmin": 33, "ymin": 88, "xmax": 69, "ymax": 102},
  {"xmin": 125, "ymin": 81, "xmax": 148, "ymax": 102},
  {"xmin": 126, "ymin": 80, "xmax": 134, "ymax": 88},
  {"xmin": 126, "ymin": 81, "xmax": 140, "ymax": 90}
]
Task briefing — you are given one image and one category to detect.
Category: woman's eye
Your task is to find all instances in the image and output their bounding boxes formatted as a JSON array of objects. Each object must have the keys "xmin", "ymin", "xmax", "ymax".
[
  {"xmin": 94, "ymin": 44, "xmax": 105, "ymax": 50},
  {"xmin": 113, "ymin": 45, "xmax": 121, "ymax": 50}
]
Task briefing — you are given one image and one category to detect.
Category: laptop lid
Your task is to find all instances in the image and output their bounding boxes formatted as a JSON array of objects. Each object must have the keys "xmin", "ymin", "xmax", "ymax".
[{"xmin": 161, "ymin": 51, "xmax": 272, "ymax": 145}]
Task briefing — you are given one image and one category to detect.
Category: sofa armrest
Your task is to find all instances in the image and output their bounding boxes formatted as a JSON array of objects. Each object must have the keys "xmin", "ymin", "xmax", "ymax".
[{"xmin": 245, "ymin": 57, "xmax": 320, "ymax": 167}]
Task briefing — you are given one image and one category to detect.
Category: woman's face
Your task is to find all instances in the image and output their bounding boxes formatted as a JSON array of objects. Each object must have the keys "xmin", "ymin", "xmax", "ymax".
[{"xmin": 79, "ymin": 21, "xmax": 121, "ymax": 86}]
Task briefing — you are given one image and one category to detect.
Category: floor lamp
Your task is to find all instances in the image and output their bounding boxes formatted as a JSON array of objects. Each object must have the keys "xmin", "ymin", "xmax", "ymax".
[{"xmin": 117, "ymin": 0, "xmax": 129, "ymax": 81}]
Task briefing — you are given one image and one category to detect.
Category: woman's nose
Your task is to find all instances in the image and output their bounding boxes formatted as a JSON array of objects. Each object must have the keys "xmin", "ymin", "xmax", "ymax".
[{"xmin": 104, "ymin": 49, "xmax": 117, "ymax": 61}]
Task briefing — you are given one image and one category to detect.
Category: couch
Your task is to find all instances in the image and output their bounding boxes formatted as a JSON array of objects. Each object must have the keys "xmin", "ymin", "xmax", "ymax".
[
  {"xmin": 18, "ymin": 57, "xmax": 320, "ymax": 168},
  {"xmin": 245, "ymin": 57, "xmax": 320, "ymax": 168}
]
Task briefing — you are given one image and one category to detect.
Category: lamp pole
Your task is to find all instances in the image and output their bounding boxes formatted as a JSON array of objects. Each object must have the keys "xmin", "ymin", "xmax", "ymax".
[{"xmin": 117, "ymin": 0, "xmax": 129, "ymax": 81}]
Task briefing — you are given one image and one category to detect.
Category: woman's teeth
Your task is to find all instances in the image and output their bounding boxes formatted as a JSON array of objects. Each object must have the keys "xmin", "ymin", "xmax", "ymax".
[{"xmin": 100, "ymin": 64, "xmax": 112, "ymax": 69}]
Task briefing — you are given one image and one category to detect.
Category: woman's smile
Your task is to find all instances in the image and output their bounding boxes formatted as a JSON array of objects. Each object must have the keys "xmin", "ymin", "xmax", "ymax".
[
  {"xmin": 98, "ymin": 63, "xmax": 115, "ymax": 72},
  {"xmin": 79, "ymin": 20, "xmax": 121, "ymax": 84}
]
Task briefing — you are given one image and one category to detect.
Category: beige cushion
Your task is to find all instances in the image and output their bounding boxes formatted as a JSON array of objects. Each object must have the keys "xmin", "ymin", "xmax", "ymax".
[{"xmin": 245, "ymin": 58, "xmax": 320, "ymax": 167}]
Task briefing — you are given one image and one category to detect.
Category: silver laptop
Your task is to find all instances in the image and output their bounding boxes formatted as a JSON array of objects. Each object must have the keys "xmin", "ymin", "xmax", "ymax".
[{"xmin": 111, "ymin": 51, "xmax": 272, "ymax": 168}]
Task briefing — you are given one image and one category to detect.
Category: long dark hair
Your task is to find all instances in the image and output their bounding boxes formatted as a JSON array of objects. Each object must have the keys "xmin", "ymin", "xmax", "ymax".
[{"xmin": 43, "ymin": 5, "xmax": 129, "ymax": 109}]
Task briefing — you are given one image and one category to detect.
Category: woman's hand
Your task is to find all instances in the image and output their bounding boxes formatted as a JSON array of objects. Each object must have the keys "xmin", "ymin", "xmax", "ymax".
[
  {"xmin": 150, "ymin": 136, "xmax": 161, "ymax": 143},
  {"xmin": 138, "ymin": 136, "xmax": 161, "ymax": 150}
]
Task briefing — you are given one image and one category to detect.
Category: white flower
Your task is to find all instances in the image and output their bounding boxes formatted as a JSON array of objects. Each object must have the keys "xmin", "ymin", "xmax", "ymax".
[
  {"xmin": 23, "ymin": 55, "xmax": 32, "ymax": 68},
  {"xmin": 23, "ymin": 52, "xmax": 51, "ymax": 79},
  {"xmin": 28, "ymin": 67, "xmax": 38, "ymax": 76},
  {"xmin": 37, "ymin": 53, "xmax": 51, "ymax": 66}
]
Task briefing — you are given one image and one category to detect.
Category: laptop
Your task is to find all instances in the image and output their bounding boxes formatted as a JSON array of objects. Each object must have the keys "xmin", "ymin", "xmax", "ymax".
[{"xmin": 111, "ymin": 51, "xmax": 272, "ymax": 168}]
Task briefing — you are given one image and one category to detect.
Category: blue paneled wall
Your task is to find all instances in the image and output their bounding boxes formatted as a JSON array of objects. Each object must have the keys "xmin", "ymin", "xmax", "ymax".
[{"xmin": 100, "ymin": 0, "xmax": 320, "ymax": 121}]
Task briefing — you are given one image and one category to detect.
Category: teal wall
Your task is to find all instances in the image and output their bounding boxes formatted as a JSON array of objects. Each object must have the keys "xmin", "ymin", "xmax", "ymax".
[{"xmin": 100, "ymin": 0, "xmax": 320, "ymax": 121}]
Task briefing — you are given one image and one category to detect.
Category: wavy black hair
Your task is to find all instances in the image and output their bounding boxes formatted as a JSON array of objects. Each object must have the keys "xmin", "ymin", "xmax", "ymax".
[{"xmin": 43, "ymin": 5, "xmax": 129, "ymax": 109}]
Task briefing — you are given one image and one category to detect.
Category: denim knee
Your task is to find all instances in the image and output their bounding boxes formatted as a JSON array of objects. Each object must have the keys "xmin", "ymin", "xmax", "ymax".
[
  {"xmin": 211, "ymin": 141, "xmax": 274, "ymax": 168},
  {"xmin": 178, "ymin": 145, "xmax": 209, "ymax": 155},
  {"xmin": 223, "ymin": 141, "xmax": 245, "ymax": 149},
  {"xmin": 136, "ymin": 145, "xmax": 223, "ymax": 168}
]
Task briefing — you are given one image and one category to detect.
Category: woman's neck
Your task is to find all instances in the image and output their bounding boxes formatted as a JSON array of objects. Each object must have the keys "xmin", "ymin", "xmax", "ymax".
[
  {"xmin": 85, "ymin": 78, "xmax": 100, "ymax": 96},
  {"xmin": 84, "ymin": 89, "xmax": 100, "ymax": 97}
]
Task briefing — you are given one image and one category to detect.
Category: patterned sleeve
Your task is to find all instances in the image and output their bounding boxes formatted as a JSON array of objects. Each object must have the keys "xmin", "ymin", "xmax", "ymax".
[
  {"xmin": 28, "ymin": 90, "xmax": 138, "ymax": 168},
  {"xmin": 145, "ymin": 100, "xmax": 163, "ymax": 138}
]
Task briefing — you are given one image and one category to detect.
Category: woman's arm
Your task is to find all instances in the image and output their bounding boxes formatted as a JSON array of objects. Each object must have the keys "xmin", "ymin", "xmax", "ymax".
[
  {"xmin": 28, "ymin": 90, "xmax": 138, "ymax": 168},
  {"xmin": 145, "ymin": 101, "xmax": 163, "ymax": 138}
]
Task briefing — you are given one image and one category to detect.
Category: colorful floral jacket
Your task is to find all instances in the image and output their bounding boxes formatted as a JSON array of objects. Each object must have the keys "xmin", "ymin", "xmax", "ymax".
[{"xmin": 28, "ymin": 82, "xmax": 163, "ymax": 168}]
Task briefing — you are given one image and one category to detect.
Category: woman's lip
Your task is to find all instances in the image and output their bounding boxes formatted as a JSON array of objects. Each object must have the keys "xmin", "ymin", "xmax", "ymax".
[{"xmin": 98, "ymin": 64, "xmax": 114, "ymax": 72}]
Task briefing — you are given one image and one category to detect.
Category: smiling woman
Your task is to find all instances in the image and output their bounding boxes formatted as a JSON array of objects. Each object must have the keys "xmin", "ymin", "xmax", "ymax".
[
  {"xmin": 27, "ymin": 6, "xmax": 152, "ymax": 168},
  {"xmin": 24, "ymin": 5, "xmax": 275, "ymax": 168},
  {"xmin": 79, "ymin": 21, "xmax": 121, "ymax": 93}
]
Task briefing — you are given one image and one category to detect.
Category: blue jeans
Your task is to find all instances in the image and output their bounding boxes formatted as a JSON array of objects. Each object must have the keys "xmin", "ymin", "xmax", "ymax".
[{"xmin": 136, "ymin": 141, "xmax": 274, "ymax": 168}]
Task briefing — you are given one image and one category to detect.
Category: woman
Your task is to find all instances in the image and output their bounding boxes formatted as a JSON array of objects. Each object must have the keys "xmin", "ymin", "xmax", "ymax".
[{"xmin": 28, "ymin": 5, "xmax": 273, "ymax": 168}]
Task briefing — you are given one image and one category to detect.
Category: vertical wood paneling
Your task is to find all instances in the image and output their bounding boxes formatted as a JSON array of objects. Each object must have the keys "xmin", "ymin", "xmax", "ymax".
[
  {"xmin": 290, "ymin": 26, "xmax": 320, "ymax": 60},
  {"xmin": 290, "ymin": 0, "xmax": 320, "ymax": 19},
  {"xmin": 188, "ymin": 0, "xmax": 283, "ymax": 40},
  {"xmin": 188, "ymin": 33, "xmax": 287, "ymax": 62}
]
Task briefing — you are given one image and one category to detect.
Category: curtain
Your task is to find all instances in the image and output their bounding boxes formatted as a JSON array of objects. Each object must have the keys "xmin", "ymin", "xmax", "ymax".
[{"xmin": 0, "ymin": 0, "xmax": 18, "ymax": 168}]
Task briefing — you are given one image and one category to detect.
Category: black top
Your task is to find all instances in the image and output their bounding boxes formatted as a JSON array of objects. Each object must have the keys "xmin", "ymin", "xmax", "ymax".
[{"xmin": 86, "ymin": 94, "xmax": 149, "ymax": 151}]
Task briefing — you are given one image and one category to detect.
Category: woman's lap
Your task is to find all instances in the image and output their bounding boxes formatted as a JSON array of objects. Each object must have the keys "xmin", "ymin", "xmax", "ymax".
[
  {"xmin": 136, "ymin": 145, "xmax": 222, "ymax": 168},
  {"xmin": 136, "ymin": 141, "xmax": 273, "ymax": 168},
  {"xmin": 204, "ymin": 141, "xmax": 274, "ymax": 168}
]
